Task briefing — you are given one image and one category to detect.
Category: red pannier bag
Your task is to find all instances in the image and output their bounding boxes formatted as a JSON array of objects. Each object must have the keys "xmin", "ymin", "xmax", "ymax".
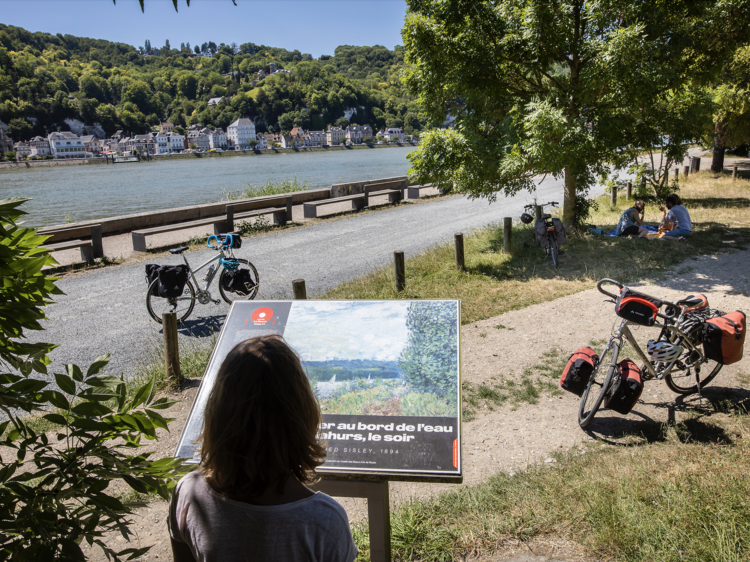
[
  {"xmin": 606, "ymin": 358, "xmax": 643, "ymax": 415},
  {"xmin": 559, "ymin": 347, "xmax": 598, "ymax": 396},
  {"xmin": 615, "ymin": 288, "xmax": 661, "ymax": 326},
  {"xmin": 702, "ymin": 311, "xmax": 746, "ymax": 365}
]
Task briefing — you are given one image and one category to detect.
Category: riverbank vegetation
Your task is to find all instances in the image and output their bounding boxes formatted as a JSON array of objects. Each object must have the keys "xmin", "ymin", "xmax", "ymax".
[
  {"xmin": 0, "ymin": 23, "xmax": 432, "ymax": 142},
  {"xmin": 223, "ymin": 175, "xmax": 312, "ymax": 200},
  {"xmin": 323, "ymin": 172, "xmax": 750, "ymax": 324}
]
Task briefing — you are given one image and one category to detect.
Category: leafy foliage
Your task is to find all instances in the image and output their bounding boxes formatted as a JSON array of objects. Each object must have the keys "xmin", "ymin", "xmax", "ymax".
[
  {"xmin": 399, "ymin": 301, "xmax": 458, "ymax": 404},
  {"xmin": 402, "ymin": 0, "xmax": 750, "ymax": 226},
  {"xmin": 0, "ymin": 23, "xmax": 429, "ymax": 139},
  {"xmin": 0, "ymin": 198, "xmax": 187, "ymax": 560}
]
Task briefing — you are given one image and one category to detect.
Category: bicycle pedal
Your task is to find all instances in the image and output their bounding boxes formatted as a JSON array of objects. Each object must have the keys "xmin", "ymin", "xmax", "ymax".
[{"xmin": 213, "ymin": 299, "xmax": 221, "ymax": 305}]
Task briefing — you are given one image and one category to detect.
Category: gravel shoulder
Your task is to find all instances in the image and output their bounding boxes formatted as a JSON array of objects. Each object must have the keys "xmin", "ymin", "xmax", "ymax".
[{"xmin": 82, "ymin": 246, "xmax": 750, "ymax": 562}]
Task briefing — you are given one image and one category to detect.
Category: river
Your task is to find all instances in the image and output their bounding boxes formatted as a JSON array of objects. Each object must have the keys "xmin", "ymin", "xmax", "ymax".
[{"xmin": 0, "ymin": 146, "xmax": 417, "ymax": 228}]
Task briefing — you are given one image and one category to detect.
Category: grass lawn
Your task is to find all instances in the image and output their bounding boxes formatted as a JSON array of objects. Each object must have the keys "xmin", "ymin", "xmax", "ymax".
[
  {"xmin": 323, "ymin": 171, "xmax": 750, "ymax": 324},
  {"xmin": 353, "ymin": 399, "xmax": 750, "ymax": 561}
]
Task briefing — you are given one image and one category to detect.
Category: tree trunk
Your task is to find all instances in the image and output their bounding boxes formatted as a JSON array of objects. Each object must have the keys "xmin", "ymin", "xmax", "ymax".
[
  {"xmin": 711, "ymin": 120, "xmax": 726, "ymax": 173},
  {"xmin": 563, "ymin": 167, "xmax": 577, "ymax": 230}
]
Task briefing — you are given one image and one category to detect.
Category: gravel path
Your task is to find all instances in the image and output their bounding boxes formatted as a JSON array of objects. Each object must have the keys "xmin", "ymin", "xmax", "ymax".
[
  {"xmin": 83, "ymin": 247, "xmax": 750, "ymax": 562},
  {"xmin": 32, "ymin": 174, "xmax": 609, "ymax": 381}
]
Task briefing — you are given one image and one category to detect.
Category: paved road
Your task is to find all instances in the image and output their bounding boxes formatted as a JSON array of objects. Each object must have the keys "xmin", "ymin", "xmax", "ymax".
[{"xmin": 31, "ymin": 175, "xmax": 610, "ymax": 380}]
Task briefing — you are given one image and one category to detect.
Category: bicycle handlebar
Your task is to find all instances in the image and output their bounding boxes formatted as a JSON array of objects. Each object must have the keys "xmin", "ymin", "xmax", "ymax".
[
  {"xmin": 207, "ymin": 234, "xmax": 233, "ymax": 250},
  {"xmin": 597, "ymin": 278, "xmax": 622, "ymax": 300},
  {"xmin": 523, "ymin": 201, "xmax": 559, "ymax": 210}
]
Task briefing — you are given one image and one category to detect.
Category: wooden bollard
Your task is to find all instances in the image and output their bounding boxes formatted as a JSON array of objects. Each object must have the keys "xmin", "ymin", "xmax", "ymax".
[
  {"xmin": 534, "ymin": 205, "xmax": 542, "ymax": 221},
  {"xmin": 454, "ymin": 233, "xmax": 464, "ymax": 271},
  {"xmin": 610, "ymin": 186, "xmax": 617, "ymax": 207},
  {"xmin": 674, "ymin": 168, "xmax": 679, "ymax": 182},
  {"xmin": 292, "ymin": 279, "xmax": 307, "ymax": 299},
  {"xmin": 626, "ymin": 181, "xmax": 632, "ymax": 201},
  {"xmin": 733, "ymin": 166, "xmax": 738, "ymax": 181},
  {"xmin": 683, "ymin": 165, "xmax": 690, "ymax": 178},
  {"xmin": 394, "ymin": 251, "xmax": 405, "ymax": 293},
  {"xmin": 162, "ymin": 312, "xmax": 181, "ymax": 383},
  {"xmin": 503, "ymin": 217, "xmax": 512, "ymax": 254}
]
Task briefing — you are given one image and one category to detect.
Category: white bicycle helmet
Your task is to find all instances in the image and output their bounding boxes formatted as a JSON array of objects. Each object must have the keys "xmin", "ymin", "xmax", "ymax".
[{"xmin": 647, "ymin": 340, "xmax": 684, "ymax": 362}]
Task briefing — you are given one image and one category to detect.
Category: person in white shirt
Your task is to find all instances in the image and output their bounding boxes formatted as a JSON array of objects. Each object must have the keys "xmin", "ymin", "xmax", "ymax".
[{"xmin": 169, "ymin": 335, "xmax": 357, "ymax": 562}]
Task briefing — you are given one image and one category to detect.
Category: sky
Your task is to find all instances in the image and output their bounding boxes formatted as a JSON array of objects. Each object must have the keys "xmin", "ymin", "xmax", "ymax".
[
  {"xmin": 0, "ymin": 0, "xmax": 408, "ymax": 58},
  {"xmin": 283, "ymin": 301, "xmax": 410, "ymax": 362}
]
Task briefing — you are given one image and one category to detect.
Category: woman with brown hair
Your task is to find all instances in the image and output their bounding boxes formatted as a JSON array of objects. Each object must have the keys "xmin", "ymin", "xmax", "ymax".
[
  {"xmin": 169, "ymin": 335, "xmax": 356, "ymax": 562},
  {"xmin": 615, "ymin": 199, "xmax": 648, "ymax": 237}
]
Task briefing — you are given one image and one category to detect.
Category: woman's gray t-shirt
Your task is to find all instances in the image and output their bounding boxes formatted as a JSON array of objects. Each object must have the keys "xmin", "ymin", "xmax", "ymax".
[
  {"xmin": 169, "ymin": 471, "xmax": 357, "ymax": 562},
  {"xmin": 665, "ymin": 204, "xmax": 692, "ymax": 231}
]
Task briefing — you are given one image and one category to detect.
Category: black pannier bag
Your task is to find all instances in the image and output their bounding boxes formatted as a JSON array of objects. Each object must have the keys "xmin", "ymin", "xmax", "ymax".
[
  {"xmin": 156, "ymin": 265, "xmax": 189, "ymax": 299},
  {"xmin": 552, "ymin": 218, "xmax": 566, "ymax": 245},
  {"xmin": 145, "ymin": 264, "xmax": 160, "ymax": 296},
  {"xmin": 222, "ymin": 268, "xmax": 255, "ymax": 296},
  {"xmin": 605, "ymin": 358, "xmax": 643, "ymax": 415},
  {"xmin": 534, "ymin": 219, "xmax": 550, "ymax": 248},
  {"xmin": 559, "ymin": 347, "xmax": 599, "ymax": 396},
  {"xmin": 615, "ymin": 287, "xmax": 661, "ymax": 326}
]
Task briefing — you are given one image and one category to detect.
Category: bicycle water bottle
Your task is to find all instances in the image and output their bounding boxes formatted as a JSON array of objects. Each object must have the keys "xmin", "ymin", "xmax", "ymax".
[{"xmin": 203, "ymin": 264, "xmax": 215, "ymax": 281}]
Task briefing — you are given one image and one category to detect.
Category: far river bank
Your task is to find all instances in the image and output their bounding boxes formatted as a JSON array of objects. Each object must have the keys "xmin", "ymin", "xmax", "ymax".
[{"xmin": 1, "ymin": 145, "xmax": 418, "ymax": 228}]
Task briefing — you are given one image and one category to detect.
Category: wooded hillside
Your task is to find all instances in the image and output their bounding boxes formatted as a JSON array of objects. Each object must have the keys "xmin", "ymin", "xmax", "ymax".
[{"xmin": 0, "ymin": 24, "xmax": 430, "ymax": 141}]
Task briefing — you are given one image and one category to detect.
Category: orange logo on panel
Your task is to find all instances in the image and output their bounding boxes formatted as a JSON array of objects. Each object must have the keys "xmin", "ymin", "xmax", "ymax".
[{"xmin": 251, "ymin": 307, "xmax": 274, "ymax": 325}]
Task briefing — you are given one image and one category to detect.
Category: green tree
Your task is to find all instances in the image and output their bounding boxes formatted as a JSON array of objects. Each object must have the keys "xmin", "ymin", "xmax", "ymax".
[
  {"xmin": 403, "ymin": 0, "xmax": 750, "ymax": 227},
  {"xmin": 7, "ymin": 117, "xmax": 32, "ymax": 141},
  {"xmin": 399, "ymin": 301, "xmax": 458, "ymax": 404},
  {"xmin": 0, "ymin": 198, "xmax": 187, "ymax": 560}
]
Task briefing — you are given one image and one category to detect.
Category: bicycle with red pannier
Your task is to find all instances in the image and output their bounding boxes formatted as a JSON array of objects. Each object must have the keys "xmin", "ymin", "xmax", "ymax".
[{"xmin": 559, "ymin": 278, "xmax": 746, "ymax": 428}]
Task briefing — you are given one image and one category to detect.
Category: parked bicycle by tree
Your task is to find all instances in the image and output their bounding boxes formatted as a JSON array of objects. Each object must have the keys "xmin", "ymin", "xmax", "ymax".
[
  {"xmin": 145, "ymin": 233, "xmax": 259, "ymax": 323},
  {"xmin": 520, "ymin": 201, "xmax": 567, "ymax": 268},
  {"xmin": 559, "ymin": 278, "xmax": 746, "ymax": 428}
]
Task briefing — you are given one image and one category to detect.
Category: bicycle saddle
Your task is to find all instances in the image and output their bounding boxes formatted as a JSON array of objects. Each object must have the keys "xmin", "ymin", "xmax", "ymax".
[
  {"xmin": 169, "ymin": 247, "xmax": 189, "ymax": 254},
  {"xmin": 542, "ymin": 213, "xmax": 552, "ymax": 219}
]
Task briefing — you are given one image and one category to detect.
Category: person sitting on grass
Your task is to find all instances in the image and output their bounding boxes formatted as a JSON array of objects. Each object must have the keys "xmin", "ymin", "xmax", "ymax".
[
  {"xmin": 658, "ymin": 193, "xmax": 692, "ymax": 238},
  {"xmin": 615, "ymin": 199, "xmax": 648, "ymax": 237},
  {"xmin": 169, "ymin": 335, "xmax": 357, "ymax": 562}
]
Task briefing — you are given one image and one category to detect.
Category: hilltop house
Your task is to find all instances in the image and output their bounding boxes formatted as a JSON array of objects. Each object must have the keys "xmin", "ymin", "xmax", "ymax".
[
  {"xmin": 160, "ymin": 122, "xmax": 174, "ymax": 133},
  {"xmin": 48, "ymin": 132, "xmax": 86, "ymax": 159},
  {"xmin": 227, "ymin": 118, "xmax": 256, "ymax": 149},
  {"xmin": 345, "ymin": 125, "xmax": 373, "ymax": 145},
  {"xmin": 326, "ymin": 126, "xmax": 345, "ymax": 146}
]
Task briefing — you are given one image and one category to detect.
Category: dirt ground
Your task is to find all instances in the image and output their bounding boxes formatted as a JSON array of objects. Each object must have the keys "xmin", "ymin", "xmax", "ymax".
[{"xmin": 79, "ymin": 244, "xmax": 750, "ymax": 562}]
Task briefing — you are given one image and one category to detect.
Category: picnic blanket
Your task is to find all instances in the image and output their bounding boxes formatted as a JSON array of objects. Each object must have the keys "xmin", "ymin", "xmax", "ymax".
[{"xmin": 604, "ymin": 225, "xmax": 659, "ymax": 237}]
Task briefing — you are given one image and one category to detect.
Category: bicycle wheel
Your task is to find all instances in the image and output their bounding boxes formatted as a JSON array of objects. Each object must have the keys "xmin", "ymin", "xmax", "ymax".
[
  {"xmin": 146, "ymin": 279, "xmax": 195, "ymax": 323},
  {"xmin": 664, "ymin": 337, "xmax": 722, "ymax": 394},
  {"xmin": 549, "ymin": 234, "xmax": 560, "ymax": 268},
  {"xmin": 578, "ymin": 343, "xmax": 618, "ymax": 428},
  {"xmin": 218, "ymin": 259, "xmax": 260, "ymax": 304}
]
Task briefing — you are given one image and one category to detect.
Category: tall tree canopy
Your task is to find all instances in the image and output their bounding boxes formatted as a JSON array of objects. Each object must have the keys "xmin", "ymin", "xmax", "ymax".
[{"xmin": 403, "ymin": 0, "xmax": 750, "ymax": 227}]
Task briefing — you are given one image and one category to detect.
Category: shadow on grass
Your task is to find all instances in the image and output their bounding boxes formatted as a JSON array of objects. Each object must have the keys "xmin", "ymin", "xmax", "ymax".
[{"xmin": 583, "ymin": 386, "xmax": 750, "ymax": 446}]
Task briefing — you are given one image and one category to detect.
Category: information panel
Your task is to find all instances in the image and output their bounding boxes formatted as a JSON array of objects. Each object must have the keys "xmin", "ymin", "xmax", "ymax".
[{"xmin": 175, "ymin": 300, "xmax": 461, "ymax": 480}]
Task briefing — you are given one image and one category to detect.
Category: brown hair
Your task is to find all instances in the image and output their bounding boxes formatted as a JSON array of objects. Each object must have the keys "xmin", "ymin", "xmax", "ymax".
[
  {"xmin": 634, "ymin": 200, "xmax": 645, "ymax": 212},
  {"xmin": 665, "ymin": 193, "xmax": 682, "ymax": 207},
  {"xmin": 199, "ymin": 334, "xmax": 325, "ymax": 498}
]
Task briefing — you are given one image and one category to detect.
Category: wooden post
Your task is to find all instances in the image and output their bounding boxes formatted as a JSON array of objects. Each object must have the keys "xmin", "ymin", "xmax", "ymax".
[
  {"xmin": 454, "ymin": 233, "xmax": 464, "ymax": 271},
  {"xmin": 393, "ymin": 251, "xmax": 405, "ymax": 293},
  {"xmin": 225, "ymin": 204, "xmax": 234, "ymax": 233},
  {"xmin": 610, "ymin": 186, "xmax": 617, "ymax": 207},
  {"xmin": 626, "ymin": 181, "xmax": 632, "ymax": 201},
  {"xmin": 286, "ymin": 195, "xmax": 294, "ymax": 222},
  {"xmin": 292, "ymin": 279, "xmax": 307, "ymax": 299},
  {"xmin": 91, "ymin": 224, "xmax": 103, "ymax": 259},
  {"xmin": 733, "ymin": 166, "xmax": 738, "ymax": 181},
  {"xmin": 364, "ymin": 185, "xmax": 370, "ymax": 207},
  {"xmin": 534, "ymin": 205, "xmax": 542, "ymax": 221},
  {"xmin": 683, "ymin": 165, "xmax": 690, "ymax": 178},
  {"xmin": 674, "ymin": 168, "xmax": 679, "ymax": 182},
  {"xmin": 503, "ymin": 217, "xmax": 512, "ymax": 254},
  {"xmin": 162, "ymin": 312, "xmax": 181, "ymax": 383}
]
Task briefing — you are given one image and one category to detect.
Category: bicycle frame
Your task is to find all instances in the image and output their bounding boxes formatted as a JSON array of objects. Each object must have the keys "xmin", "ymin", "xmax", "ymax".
[
  {"xmin": 179, "ymin": 251, "xmax": 225, "ymax": 293},
  {"xmin": 605, "ymin": 317, "xmax": 704, "ymax": 381}
]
